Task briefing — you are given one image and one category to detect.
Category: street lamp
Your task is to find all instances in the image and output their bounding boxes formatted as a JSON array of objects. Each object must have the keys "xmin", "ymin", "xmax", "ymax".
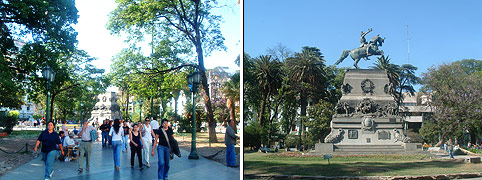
[
  {"xmin": 187, "ymin": 71, "xmax": 201, "ymax": 159},
  {"xmin": 42, "ymin": 65, "xmax": 55, "ymax": 122},
  {"xmin": 80, "ymin": 102, "xmax": 84, "ymax": 123},
  {"xmin": 138, "ymin": 99, "xmax": 144, "ymax": 122}
]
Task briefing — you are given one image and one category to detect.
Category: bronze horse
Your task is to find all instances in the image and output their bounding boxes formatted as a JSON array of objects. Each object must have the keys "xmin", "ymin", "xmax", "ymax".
[{"xmin": 335, "ymin": 35, "xmax": 385, "ymax": 69}]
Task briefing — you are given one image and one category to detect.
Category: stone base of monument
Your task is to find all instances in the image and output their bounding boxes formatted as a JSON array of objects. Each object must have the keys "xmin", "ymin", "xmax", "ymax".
[
  {"xmin": 314, "ymin": 143, "xmax": 423, "ymax": 154},
  {"xmin": 319, "ymin": 69, "xmax": 424, "ymax": 155}
]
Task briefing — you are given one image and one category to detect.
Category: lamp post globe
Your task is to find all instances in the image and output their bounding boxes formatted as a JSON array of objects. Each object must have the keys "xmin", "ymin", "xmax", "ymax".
[{"xmin": 188, "ymin": 71, "xmax": 201, "ymax": 159}]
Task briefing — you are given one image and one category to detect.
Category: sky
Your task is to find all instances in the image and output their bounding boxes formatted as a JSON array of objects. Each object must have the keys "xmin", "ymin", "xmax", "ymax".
[
  {"xmin": 244, "ymin": 0, "xmax": 482, "ymax": 88},
  {"xmin": 73, "ymin": 0, "xmax": 240, "ymax": 92}
]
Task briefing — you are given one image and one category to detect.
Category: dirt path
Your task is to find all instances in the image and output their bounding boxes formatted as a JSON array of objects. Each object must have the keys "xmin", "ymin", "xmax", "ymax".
[{"xmin": 0, "ymin": 138, "xmax": 38, "ymax": 176}]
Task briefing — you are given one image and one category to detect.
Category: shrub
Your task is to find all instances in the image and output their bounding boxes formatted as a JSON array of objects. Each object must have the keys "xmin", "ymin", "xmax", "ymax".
[
  {"xmin": 285, "ymin": 134, "xmax": 300, "ymax": 149},
  {"xmin": 244, "ymin": 121, "xmax": 263, "ymax": 151},
  {"xmin": 3, "ymin": 110, "xmax": 19, "ymax": 134}
]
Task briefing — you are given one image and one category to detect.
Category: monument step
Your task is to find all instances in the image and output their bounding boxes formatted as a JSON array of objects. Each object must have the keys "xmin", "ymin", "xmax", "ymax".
[
  {"xmin": 334, "ymin": 144, "xmax": 405, "ymax": 150},
  {"xmin": 334, "ymin": 148, "xmax": 403, "ymax": 152}
]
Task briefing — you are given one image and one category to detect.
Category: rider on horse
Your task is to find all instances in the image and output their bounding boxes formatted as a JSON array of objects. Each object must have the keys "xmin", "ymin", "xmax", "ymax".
[{"xmin": 360, "ymin": 28, "xmax": 372, "ymax": 60}]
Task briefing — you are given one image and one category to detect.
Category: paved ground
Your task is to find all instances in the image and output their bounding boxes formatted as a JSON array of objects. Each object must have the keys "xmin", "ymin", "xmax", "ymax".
[{"xmin": 1, "ymin": 141, "xmax": 240, "ymax": 180}]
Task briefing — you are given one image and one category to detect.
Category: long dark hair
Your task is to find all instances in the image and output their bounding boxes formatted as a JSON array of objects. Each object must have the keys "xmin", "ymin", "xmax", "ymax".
[{"xmin": 114, "ymin": 119, "xmax": 121, "ymax": 134}]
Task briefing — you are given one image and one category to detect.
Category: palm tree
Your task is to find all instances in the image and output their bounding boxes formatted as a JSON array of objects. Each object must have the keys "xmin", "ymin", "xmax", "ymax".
[
  {"xmin": 285, "ymin": 46, "xmax": 328, "ymax": 118},
  {"xmin": 371, "ymin": 55, "xmax": 400, "ymax": 98},
  {"xmin": 285, "ymin": 46, "xmax": 328, "ymax": 149},
  {"xmin": 253, "ymin": 55, "xmax": 283, "ymax": 125},
  {"xmin": 371, "ymin": 56, "xmax": 420, "ymax": 107},
  {"xmin": 221, "ymin": 72, "xmax": 240, "ymax": 130}
]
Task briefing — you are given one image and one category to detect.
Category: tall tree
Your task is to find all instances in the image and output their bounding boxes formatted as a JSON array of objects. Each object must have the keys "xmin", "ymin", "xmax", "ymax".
[
  {"xmin": 285, "ymin": 46, "xmax": 328, "ymax": 120},
  {"xmin": 421, "ymin": 62, "xmax": 482, "ymax": 145},
  {"xmin": 108, "ymin": 0, "xmax": 227, "ymax": 142},
  {"xmin": 371, "ymin": 55, "xmax": 420, "ymax": 108},
  {"xmin": 253, "ymin": 55, "xmax": 283, "ymax": 125},
  {"xmin": 0, "ymin": 0, "xmax": 78, "ymax": 108}
]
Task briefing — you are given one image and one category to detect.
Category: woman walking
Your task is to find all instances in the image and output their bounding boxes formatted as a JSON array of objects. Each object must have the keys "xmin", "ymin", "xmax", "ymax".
[
  {"xmin": 141, "ymin": 118, "xmax": 155, "ymax": 167},
  {"xmin": 34, "ymin": 121, "xmax": 64, "ymax": 180},
  {"xmin": 109, "ymin": 119, "xmax": 124, "ymax": 171},
  {"xmin": 130, "ymin": 123, "xmax": 145, "ymax": 170},
  {"xmin": 122, "ymin": 120, "xmax": 130, "ymax": 152},
  {"xmin": 152, "ymin": 119, "xmax": 174, "ymax": 180}
]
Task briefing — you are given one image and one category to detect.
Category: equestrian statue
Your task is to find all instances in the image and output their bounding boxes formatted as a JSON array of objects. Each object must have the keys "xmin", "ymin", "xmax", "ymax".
[{"xmin": 335, "ymin": 28, "xmax": 385, "ymax": 69}]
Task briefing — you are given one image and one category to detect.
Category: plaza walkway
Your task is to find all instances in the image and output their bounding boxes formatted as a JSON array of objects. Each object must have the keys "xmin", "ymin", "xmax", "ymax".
[{"xmin": 1, "ymin": 141, "xmax": 240, "ymax": 180}]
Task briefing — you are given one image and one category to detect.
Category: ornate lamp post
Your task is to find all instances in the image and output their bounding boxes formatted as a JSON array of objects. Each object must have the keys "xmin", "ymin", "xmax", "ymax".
[
  {"xmin": 80, "ymin": 102, "xmax": 84, "ymax": 123},
  {"xmin": 42, "ymin": 65, "xmax": 55, "ymax": 122},
  {"xmin": 138, "ymin": 99, "xmax": 144, "ymax": 122},
  {"xmin": 187, "ymin": 71, "xmax": 201, "ymax": 159}
]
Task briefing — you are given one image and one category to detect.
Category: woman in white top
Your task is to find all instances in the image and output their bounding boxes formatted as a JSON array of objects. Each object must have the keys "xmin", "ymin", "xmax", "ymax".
[
  {"xmin": 140, "ymin": 118, "xmax": 155, "ymax": 167},
  {"xmin": 109, "ymin": 119, "xmax": 124, "ymax": 170}
]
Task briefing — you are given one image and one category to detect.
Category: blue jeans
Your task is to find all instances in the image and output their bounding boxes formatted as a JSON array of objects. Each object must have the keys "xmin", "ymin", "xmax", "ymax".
[
  {"xmin": 41, "ymin": 150, "xmax": 56, "ymax": 179},
  {"xmin": 102, "ymin": 132, "xmax": 109, "ymax": 147},
  {"xmin": 113, "ymin": 140, "xmax": 122, "ymax": 167},
  {"xmin": 449, "ymin": 149, "xmax": 454, "ymax": 158},
  {"xmin": 122, "ymin": 135, "xmax": 129, "ymax": 152},
  {"xmin": 157, "ymin": 145, "xmax": 170, "ymax": 180},
  {"xmin": 226, "ymin": 144, "xmax": 236, "ymax": 166}
]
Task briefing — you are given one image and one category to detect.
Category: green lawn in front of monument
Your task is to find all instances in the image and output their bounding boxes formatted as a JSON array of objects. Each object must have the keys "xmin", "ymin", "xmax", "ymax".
[
  {"xmin": 244, "ymin": 151, "xmax": 482, "ymax": 177},
  {"xmin": 0, "ymin": 130, "xmax": 42, "ymax": 139}
]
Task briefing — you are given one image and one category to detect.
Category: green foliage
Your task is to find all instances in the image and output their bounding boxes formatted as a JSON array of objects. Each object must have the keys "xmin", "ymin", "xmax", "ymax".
[
  {"xmin": 284, "ymin": 134, "xmax": 300, "ymax": 148},
  {"xmin": 108, "ymin": 0, "xmax": 230, "ymax": 142},
  {"xmin": 285, "ymin": 47, "xmax": 328, "ymax": 117},
  {"xmin": 421, "ymin": 61, "xmax": 482, "ymax": 141},
  {"xmin": 305, "ymin": 101, "xmax": 334, "ymax": 144},
  {"xmin": 467, "ymin": 148, "xmax": 482, "ymax": 154},
  {"xmin": 419, "ymin": 120, "xmax": 440, "ymax": 144},
  {"xmin": 0, "ymin": 0, "xmax": 79, "ymax": 108},
  {"xmin": 244, "ymin": 121, "xmax": 264, "ymax": 151},
  {"xmin": 2, "ymin": 110, "xmax": 20, "ymax": 134},
  {"xmin": 179, "ymin": 102, "xmax": 204, "ymax": 133}
]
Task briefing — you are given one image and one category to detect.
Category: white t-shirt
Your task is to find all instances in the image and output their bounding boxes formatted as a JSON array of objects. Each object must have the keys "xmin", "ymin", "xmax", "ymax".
[
  {"xmin": 109, "ymin": 127, "xmax": 124, "ymax": 141},
  {"xmin": 63, "ymin": 136, "xmax": 75, "ymax": 147},
  {"xmin": 142, "ymin": 124, "xmax": 152, "ymax": 141}
]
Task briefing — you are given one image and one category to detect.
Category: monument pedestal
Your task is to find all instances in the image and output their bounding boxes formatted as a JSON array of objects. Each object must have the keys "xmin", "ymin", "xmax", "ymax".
[{"xmin": 320, "ymin": 69, "xmax": 417, "ymax": 154}]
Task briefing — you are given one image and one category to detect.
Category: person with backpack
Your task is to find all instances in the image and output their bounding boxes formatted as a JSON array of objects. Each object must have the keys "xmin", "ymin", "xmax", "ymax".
[
  {"xmin": 151, "ymin": 119, "xmax": 175, "ymax": 180},
  {"xmin": 77, "ymin": 121, "xmax": 99, "ymax": 172}
]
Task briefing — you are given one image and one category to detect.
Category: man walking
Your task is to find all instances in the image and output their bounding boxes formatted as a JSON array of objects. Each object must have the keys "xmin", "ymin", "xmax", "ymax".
[
  {"xmin": 77, "ymin": 121, "xmax": 98, "ymax": 172},
  {"xmin": 447, "ymin": 138, "xmax": 454, "ymax": 159},
  {"xmin": 100, "ymin": 120, "xmax": 109, "ymax": 148},
  {"xmin": 225, "ymin": 120, "xmax": 238, "ymax": 167}
]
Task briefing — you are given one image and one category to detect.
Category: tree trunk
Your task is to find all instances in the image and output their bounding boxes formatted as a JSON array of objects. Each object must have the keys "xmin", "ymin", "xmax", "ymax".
[
  {"xmin": 258, "ymin": 92, "xmax": 268, "ymax": 125},
  {"xmin": 126, "ymin": 91, "xmax": 129, "ymax": 120},
  {"xmin": 174, "ymin": 91, "xmax": 179, "ymax": 120},
  {"xmin": 228, "ymin": 99, "xmax": 237, "ymax": 131}
]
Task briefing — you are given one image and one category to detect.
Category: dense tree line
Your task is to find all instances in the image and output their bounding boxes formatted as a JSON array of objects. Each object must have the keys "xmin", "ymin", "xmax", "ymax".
[{"xmin": 244, "ymin": 45, "xmax": 422, "ymax": 151}]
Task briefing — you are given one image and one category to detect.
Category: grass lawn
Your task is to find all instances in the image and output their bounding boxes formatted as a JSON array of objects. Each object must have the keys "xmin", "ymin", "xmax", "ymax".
[
  {"xmin": 244, "ymin": 151, "xmax": 482, "ymax": 177},
  {"xmin": 0, "ymin": 130, "xmax": 42, "ymax": 139}
]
